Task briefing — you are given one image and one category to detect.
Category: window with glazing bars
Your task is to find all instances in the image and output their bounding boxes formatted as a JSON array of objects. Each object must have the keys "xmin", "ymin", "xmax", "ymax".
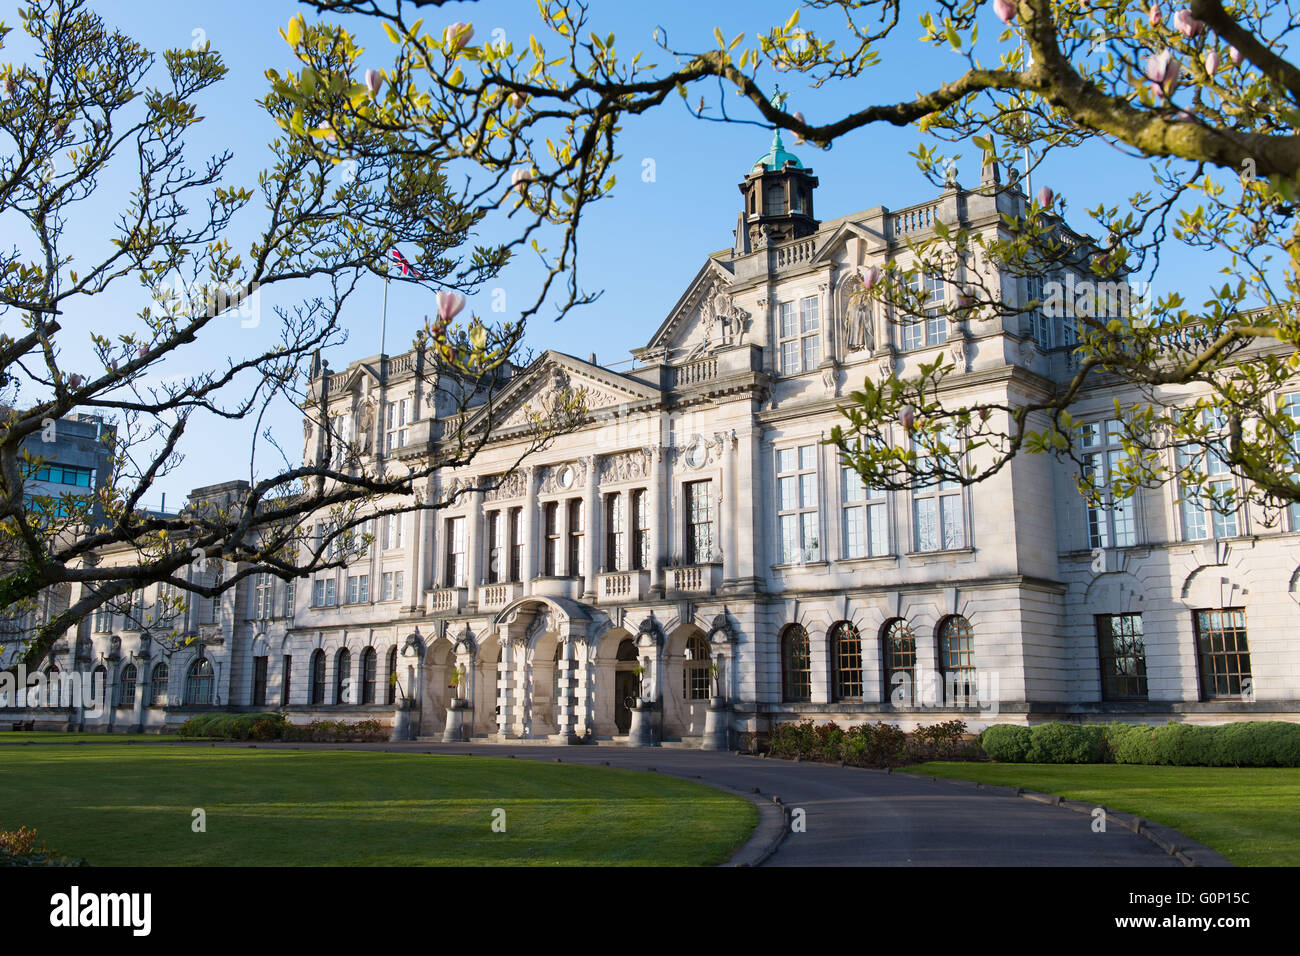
[
  {"xmin": 1195, "ymin": 608, "xmax": 1251, "ymax": 700},
  {"xmin": 685, "ymin": 480, "xmax": 713, "ymax": 563},
  {"xmin": 830, "ymin": 622, "xmax": 863, "ymax": 700},
  {"xmin": 1096, "ymin": 613, "xmax": 1147, "ymax": 700}
]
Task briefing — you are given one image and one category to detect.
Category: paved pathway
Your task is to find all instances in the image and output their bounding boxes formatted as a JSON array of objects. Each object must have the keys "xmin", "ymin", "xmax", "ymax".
[{"xmin": 247, "ymin": 740, "xmax": 1191, "ymax": 866}]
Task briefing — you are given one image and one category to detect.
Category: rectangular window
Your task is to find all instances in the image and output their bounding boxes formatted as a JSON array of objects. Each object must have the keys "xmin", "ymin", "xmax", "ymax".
[
  {"xmin": 445, "ymin": 516, "xmax": 466, "ymax": 587},
  {"xmin": 1096, "ymin": 613, "xmax": 1148, "ymax": 700},
  {"xmin": 312, "ymin": 577, "xmax": 337, "ymax": 607},
  {"xmin": 912, "ymin": 431, "xmax": 964, "ymax": 552},
  {"xmin": 842, "ymin": 462, "xmax": 888, "ymax": 558},
  {"xmin": 1177, "ymin": 415, "xmax": 1238, "ymax": 540},
  {"xmin": 487, "ymin": 511, "xmax": 504, "ymax": 583},
  {"xmin": 252, "ymin": 656, "xmax": 268, "ymax": 707},
  {"xmin": 685, "ymin": 480, "xmax": 714, "ymax": 564},
  {"xmin": 383, "ymin": 513, "xmax": 404, "ymax": 550},
  {"xmin": 631, "ymin": 490, "xmax": 650, "ymax": 571},
  {"xmin": 253, "ymin": 574, "xmax": 273, "ymax": 620},
  {"xmin": 284, "ymin": 579, "xmax": 295, "ymax": 618},
  {"xmin": 606, "ymin": 494, "xmax": 624, "ymax": 572},
  {"xmin": 1195, "ymin": 608, "xmax": 1251, "ymax": 699},
  {"xmin": 777, "ymin": 296, "xmax": 820, "ymax": 374},
  {"xmin": 1080, "ymin": 419, "xmax": 1137, "ymax": 549},
  {"xmin": 510, "ymin": 507, "xmax": 524, "ymax": 581},
  {"xmin": 32, "ymin": 463, "xmax": 95, "ymax": 487},
  {"xmin": 567, "ymin": 498, "xmax": 585, "ymax": 576},
  {"xmin": 543, "ymin": 502, "xmax": 560, "ymax": 576},
  {"xmin": 281, "ymin": 655, "xmax": 292, "ymax": 706},
  {"xmin": 902, "ymin": 274, "xmax": 946, "ymax": 349},
  {"xmin": 1027, "ymin": 274, "xmax": 1051, "ymax": 349},
  {"xmin": 345, "ymin": 574, "xmax": 369, "ymax": 604},
  {"xmin": 381, "ymin": 570, "xmax": 403, "ymax": 602},
  {"xmin": 777, "ymin": 445, "xmax": 820, "ymax": 563},
  {"xmin": 384, "ymin": 398, "xmax": 411, "ymax": 452},
  {"xmin": 92, "ymin": 605, "xmax": 113, "ymax": 633}
]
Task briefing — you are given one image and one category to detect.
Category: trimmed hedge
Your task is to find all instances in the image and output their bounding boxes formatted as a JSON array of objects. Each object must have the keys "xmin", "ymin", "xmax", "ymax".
[
  {"xmin": 176, "ymin": 713, "xmax": 388, "ymax": 743},
  {"xmin": 977, "ymin": 720, "xmax": 1300, "ymax": 767},
  {"xmin": 176, "ymin": 712, "xmax": 286, "ymax": 741},
  {"xmin": 768, "ymin": 719, "xmax": 975, "ymax": 767}
]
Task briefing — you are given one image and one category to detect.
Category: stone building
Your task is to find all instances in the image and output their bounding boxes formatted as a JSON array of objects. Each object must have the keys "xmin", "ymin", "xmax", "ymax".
[{"xmin": 16, "ymin": 137, "xmax": 1300, "ymax": 740}]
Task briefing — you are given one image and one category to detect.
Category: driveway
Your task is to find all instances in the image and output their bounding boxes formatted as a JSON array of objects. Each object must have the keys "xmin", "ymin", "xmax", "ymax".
[{"xmin": 251, "ymin": 741, "xmax": 1200, "ymax": 866}]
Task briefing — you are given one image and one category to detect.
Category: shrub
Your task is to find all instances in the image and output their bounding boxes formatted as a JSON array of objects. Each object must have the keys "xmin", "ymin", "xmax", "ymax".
[
  {"xmin": 979, "ymin": 724, "xmax": 1031, "ymax": 762},
  {"xmin": 0, "ymin": 824, "xmax": 83, "ymax": 867},
  {"xmin": 1027, "ymin": 722, "xmax": 1107, "ymax": 764},
  {"xmin": 177, "ymin": 713, "xmax": 287, "ymax": 741},
  {"xmin": 912, "ymin": 719, "xmax": 969, "ymax": 758},
  {"xmin": 1210, "ymin": 721, "xmax": 1300, "ymax": 767},
  {"xmin": 1103, "ymin": 722, "xmax": 1158, "ymax": 765}
]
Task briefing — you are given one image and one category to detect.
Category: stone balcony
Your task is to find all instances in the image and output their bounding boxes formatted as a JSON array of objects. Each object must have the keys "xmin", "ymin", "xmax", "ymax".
[
  {"xmin": 596, "ymin": 569, "xmax": 650, "ymax": 604},
  {"xmin": 427, "ymin": 587, "xmax": 467, "ymax": 614},
  {"xmin": 528, "ymin": 576, "xmax": 583, "ymax": 602},
  {"xmin": 666, "ymin": 563, "xmax": 723, "ymax": 596},
  {"xmin": 477, "ymin": 582, "xmax": 523, "ymax": 612}
]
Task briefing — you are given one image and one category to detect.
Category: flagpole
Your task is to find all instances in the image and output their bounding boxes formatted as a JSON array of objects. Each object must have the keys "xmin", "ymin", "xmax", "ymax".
[{"xmin": 380, "ymin": 266, "xmax": 389, "ymax": 359}]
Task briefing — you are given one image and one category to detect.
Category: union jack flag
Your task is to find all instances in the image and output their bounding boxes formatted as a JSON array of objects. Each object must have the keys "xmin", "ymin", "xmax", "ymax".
[{"xmin": 389, "ymin": 248, "xmax": 421, "ymax": 279}]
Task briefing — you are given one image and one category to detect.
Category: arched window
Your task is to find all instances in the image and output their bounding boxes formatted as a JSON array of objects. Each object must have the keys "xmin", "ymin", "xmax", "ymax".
[
  {"xmin": 150, "ymin": 662, "xmax": 168, "ymax": 706},
  {"xmin": 119, "ymin": 663, "xmax": 138, "ymax": 707},
  {"xmin": 881, "ymin": 619, "xmax": 916, "ymax": 705},
  {"xmin": 385, "ymin": 646, "xmax": 397, "ymax": 704},
  {"xmin": 938, "ymin": 616, "xmax": 976, "ymax": 704},
  {"xmin": 361, "ymin": 647, "xmax": 377, "ymax": 705},
  {"xmin": 782, "ymin": 624, "xmax": 811, "ymax": 702},
  {"xmin": 92, "ymin": 665, "xmax": 107, "ymax": 705},
  {"xmin": 310, "ymin": 649, "xmax": 326, "ymax": 705},
  {"xmin": 185, "ymin": 658, "xmax": 213, "ymax": 705},
  {"xmin": 335, "ymin": 648, "xmax": 351, "ymax": 705},
  {"xmin": 683, "ymin": 635, "xmax": 711, "ymax": 700},
  {"xmin": 830, "ymin": 622, "xmax": 863, "ymax": 701}
]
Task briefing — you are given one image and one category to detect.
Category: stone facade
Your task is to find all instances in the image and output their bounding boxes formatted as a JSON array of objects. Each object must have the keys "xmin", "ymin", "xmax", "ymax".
[{"xmin": 12, "ymin": 146, "xmax": 1300, "ymax": 741}]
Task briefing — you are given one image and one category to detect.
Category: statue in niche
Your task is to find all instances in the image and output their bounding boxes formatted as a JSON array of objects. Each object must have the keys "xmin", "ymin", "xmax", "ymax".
[{"xmin": 843, "ymin": 277, "xmax": 874, "ymax": 352}]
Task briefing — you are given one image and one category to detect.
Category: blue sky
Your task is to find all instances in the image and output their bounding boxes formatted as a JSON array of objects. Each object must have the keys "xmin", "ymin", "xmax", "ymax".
[{"xmin": 6, "ymin": 0, "xmax": 1224, "ymax": 507}]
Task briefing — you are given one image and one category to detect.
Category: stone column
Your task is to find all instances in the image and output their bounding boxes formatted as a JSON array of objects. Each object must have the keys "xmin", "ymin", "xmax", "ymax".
[
  {"xmin": 552, "ymin": 634, "xmax": 579, "ymax": 743},
  {"xmin": 495, "ymin": 628, "xmax": 517, "ymax": 740},
  {"xmin": 465, "ymin": 488, "xmax": 483, "ymax": 604},
  {"xmin": 513, "ymin": 637, "xmax": 531, "ymax": 738},
  {"xmin": 722, "ymin": 432, "xmax": 737, "ymax": 586},
  {"xmin": 409, "ymin": 505, "xmax": 426, "ymax": 612},
  {"xmin": 648, "ymin": 440, "xmax": 665, "ymax": 595},
  {"xmin": 573, "ymin": 637, "xmax": 594, "ymax": 740},
  {"xmin": 522, "ymin": 467, "xmax": 538, "ymax": 584},
  {"xmin": 582, "ymin": 455, "xmax": 598, "ymax": 598},
  {"xmin": 348, "ymin": 645, "xmax": 364, "ymax": 707},
  {"xmin": 734, "ymin": 425, "xmax": 760, "ymax": 588}
]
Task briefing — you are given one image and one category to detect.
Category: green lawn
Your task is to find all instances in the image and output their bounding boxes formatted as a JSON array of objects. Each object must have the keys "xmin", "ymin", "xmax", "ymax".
[
  {"xmin": 905, "ymin": 762, "xmax": 1300, "ymax": 866},
  {"xmin": 0, "ymin": 745, "xmax": 757, "ymax": 866},
  {"xmin": 0, "ymin": 731, "xmax": 178, "ymax": 743}
]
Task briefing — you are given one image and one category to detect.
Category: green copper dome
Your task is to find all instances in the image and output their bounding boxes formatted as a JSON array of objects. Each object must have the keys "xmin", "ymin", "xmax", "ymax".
[{"xmin": 752, "ymin": 130, "xmax": 803, "ymax": 171}]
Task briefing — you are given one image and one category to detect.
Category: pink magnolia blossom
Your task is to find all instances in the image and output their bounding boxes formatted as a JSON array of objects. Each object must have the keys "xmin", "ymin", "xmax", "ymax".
[
  {"xmin": 862, "ymin": 265, "xmax": 882, "ymax": 291},
  {"xmin": 444, "ymin": 22, "xmax": 474, "ymax": 51},
  {"xmin": 511, "ymin": 167, "xmax": 533, "ymax": 192},
  {"xmin": 1203, "ymin": 49, "xmax": 1219, "ymax": 75},
  {"xmin": 1038, "ymin": 185, "xmax": 1054, "ymax": 208},
  {"xmin": 137, "ymin": 345, "xmax": 149, "ymax": 360},
  {"xmin": 317, "ymin": 121, "xmax": 337, "ymax": 143},
  {"xmin": 1145, "ymin": 50, "xmax": 1180, "ymax": 99},
  {"xmin": 955, "ymin": 286, "xmax": 974, "ymax": 309},
  {"xmin": 509, "ymin": 91, "xmax": 527, "ymax": 109},
  {"xmin": 1229, "ymin": 46, "xmax": 1243, "ymax": 66},
  {"xmin": 1170, "ymin": 9, "xmax": 1203, "ymax": 37},
  {"xmin": 1149, "ymin": 4, "xmax": 1161, "ymax": 26},
  {"xmin": 365, "ymin": 69, "xmax": 382, "ymax": 95},
  {"xmin": 2, "ymin": 76, "xmax": 14, "ymax": 96},
  {"xmin": 791, "ymin": 111, "xmax": 806, "ymax": 144},
  {"xmin": 437, "ymin": 291, "xmax": 467, "ymax": 324},
  {"xmin": 993, "ymin": 0, "xmax": 1016, "ymax": 24},
  {"xmin": 67, "ymin": 374, "xmax": 83, "ymax": 389},
  {"xmin": 899, "ymin": 404, "xmax": 916, "ymax": 431}
]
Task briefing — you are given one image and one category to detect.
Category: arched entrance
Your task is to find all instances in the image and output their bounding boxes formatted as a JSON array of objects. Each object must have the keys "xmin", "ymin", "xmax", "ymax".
[
  {"xmin": 420, "ymin": 636, "xmax": 455, "ymax": 736},
  {"xmin": 613, "ymin": 638, "xmax": 639, "ymax": 735},
  {"xmin": 491, "ymin": 596, "xmax": 592, "ymax": 740}
]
